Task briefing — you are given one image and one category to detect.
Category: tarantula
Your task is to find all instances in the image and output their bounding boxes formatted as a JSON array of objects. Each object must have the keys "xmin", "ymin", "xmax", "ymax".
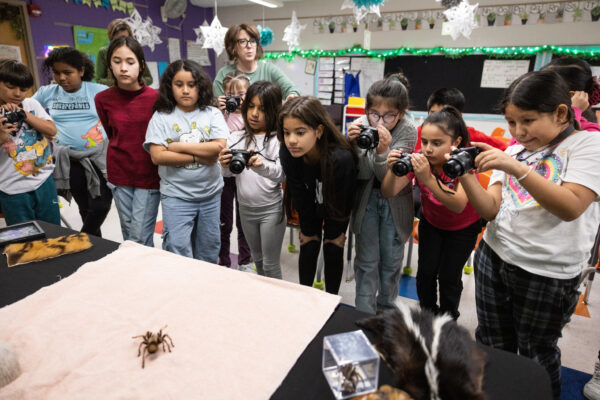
[
  {"xmin": 132, "ymin": 325, "xmax": 175, "ymax": 368},
  {"xmin": 340, "ymin": 363, "xmax": 365, "ymax": 393}
]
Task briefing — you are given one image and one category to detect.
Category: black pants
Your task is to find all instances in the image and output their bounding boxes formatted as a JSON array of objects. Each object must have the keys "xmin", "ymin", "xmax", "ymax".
[
  {"xmin": 416, "ymin": 216, "xmax": 480, "ymax": 319},
  {"xmin": 298, "ymin": 211, "xmax": 349, "ymax": 295},
  {"xmin": 70, "ymin": 160, "xmax": 113, "ymax": 237}
]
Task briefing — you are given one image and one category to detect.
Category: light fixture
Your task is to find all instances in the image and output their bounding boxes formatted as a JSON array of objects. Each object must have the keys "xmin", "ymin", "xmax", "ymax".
[{"xmin": 247, "ymin": 0, "xmax": 283, "ymax": 8}]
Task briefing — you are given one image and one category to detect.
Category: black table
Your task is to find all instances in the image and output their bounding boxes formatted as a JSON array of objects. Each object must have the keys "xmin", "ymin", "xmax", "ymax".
[{"xmin": 1, "ymin": 222, "xmax": 553, "ymax": 400}]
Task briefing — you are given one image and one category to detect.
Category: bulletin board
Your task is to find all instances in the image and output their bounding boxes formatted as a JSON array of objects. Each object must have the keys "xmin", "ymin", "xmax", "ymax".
[
  {"xmin": 384, "ymin": 55, "xmax": 536, "ymax": 114},
  {"xmin": 73, "ymin": 25, "xmax": 109, "ymax": 66},
  {"xmin": 268, "ymin": 58, "xmax": 315, "ymax": 96}
]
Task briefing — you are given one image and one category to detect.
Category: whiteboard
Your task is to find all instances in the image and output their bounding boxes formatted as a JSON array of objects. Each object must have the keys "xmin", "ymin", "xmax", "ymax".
[
  {"xmin": 350, "ymin": 57, "xmax": 385, "ymax": 98},
  {"xmin": 480, "ymin": 60, "xmax": 530, "ymax": 89},
  {"xmin": 268, "ymin": 58, "xmax": 315, "ymax": 96}
]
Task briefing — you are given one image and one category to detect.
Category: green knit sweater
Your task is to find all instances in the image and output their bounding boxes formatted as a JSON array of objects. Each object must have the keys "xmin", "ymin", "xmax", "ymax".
[{"xmin": 213, "ymin": 61, "xmax": 300, "ymax": 98}]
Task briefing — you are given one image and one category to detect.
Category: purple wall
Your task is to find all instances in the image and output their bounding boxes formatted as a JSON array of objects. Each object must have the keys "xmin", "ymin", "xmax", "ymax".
[{"xmin": 29, "ymin": 0, "xmax": 215, "ymax": 84}]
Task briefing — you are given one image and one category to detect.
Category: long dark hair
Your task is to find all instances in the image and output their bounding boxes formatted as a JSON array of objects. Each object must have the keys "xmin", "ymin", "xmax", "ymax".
[
  {"xmin": 241, "ymin": 81, "xmax": 282, "ymax": 140},
  {"xmin": 278, "ymin": 96, "xmax": 358, "ymax": 220},
  {"xmin": 153, "ymin": 60, "xmax": 213, "ymax": 114},
  {"xmin": 106, "ymin": 36, "xmax": 146, "ymax": 86},
  {"xmin": 500, "ymin": 70, "xmax": 577, "ymax": 129},
  {"xmin": 43, "ymin": 47, "xmax": 95, "ymax": 82},
  {"xmin": 422, "ymin": 106, "xmax": 470, "ymax": 148}
]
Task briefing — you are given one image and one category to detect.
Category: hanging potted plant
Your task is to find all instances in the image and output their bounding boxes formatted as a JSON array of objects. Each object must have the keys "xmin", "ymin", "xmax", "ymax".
[
  {"xmin": 341, "ymin": 21, "xmax": 347, "ymax": 33},
  {"xmin": 591, "ymin": 6, "xmax": 600, "ymax": 21},
  {"xmin": 415, "ymin": 18, "xmax": 422, "ymax": 30},
  {"xmin": 351, "ymin": 20, "xmax": 358, "ymax": 32},
  {"xmin": 538, "ymin": 12, "xmax": 545, "ymax": 23},
  {"xmin": 520, "ymin": 11, "xmax": 528, "ymax": 25},
  {"xmin": 318, "ymin": 21, "xmax": 324, "ymax": 33},
  {"xmin": 555, "ymin": 8, "xmax": 564, "ymax": 23},
  {"xmin": 487, "ymin": 12, "xmax": 496, "ymax": 26},
  {"xmin": 573, "ymin": 7, "xmax": 583, "ymax": 22},
  {"xmin": 401, "ymin": 17, "xmax": 408, "ymax": 30},
  {"xmin": 504, "ymin": 13, "xmax": 512, "ymax": 26},
  {"xmin": 328, "ymin": 20, "xmax": 336, "ymax": 33},
  {"xmin": 428, "ymin": 16, "xmax": 435, "ymax": 29},
  {"xmin": 388, "ymin": 18, "xmax": 396, "ymax": 30}
]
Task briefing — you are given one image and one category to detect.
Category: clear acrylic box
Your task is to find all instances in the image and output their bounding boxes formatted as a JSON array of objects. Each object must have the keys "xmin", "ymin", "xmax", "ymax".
[{"xmin": 322, "ymin": 330, "xmax": 379, "ymax": 399}]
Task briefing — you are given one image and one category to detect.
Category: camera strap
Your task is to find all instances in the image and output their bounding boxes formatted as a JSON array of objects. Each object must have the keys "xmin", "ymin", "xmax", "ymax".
[
  {"xmin": 229, "ymin": 133, "xmax": 277, "ymax": 162},
  {"xmin": 514, "ymin": 124, "xmax": 575, "ymax": 164}
]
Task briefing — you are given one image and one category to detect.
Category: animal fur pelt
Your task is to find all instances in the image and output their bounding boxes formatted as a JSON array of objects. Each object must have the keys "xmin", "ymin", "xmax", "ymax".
[
  {"xmin": 356, "ymin": 307, "xmax": 487, "ymax": 400},
  {"xmin": 352, "ymin": 384, "xmax": 414, "ymax": 400},
  {"xmin": 0, "ymin": 341, "xmax": 21, "ymax": 388},
  {"xmin": 3, "ymin": 233, "xmax": 92, "ymax": 267}
]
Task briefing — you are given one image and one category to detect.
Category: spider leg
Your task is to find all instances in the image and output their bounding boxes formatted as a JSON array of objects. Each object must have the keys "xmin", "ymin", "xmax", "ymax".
[
  {"xmin": 142, "ymin": 347, "xmax": 147, "ymax": 368},
  {"xmin": 163, "ymin": 339, "xmax": 171, "ymax": 353},
  {"xmin": 137, "ymin": 341, "xmax": 145, "ymax": 357},
  {"xmin": 163, "ymin": 334, "xmax": 175, "ymax": 348}
]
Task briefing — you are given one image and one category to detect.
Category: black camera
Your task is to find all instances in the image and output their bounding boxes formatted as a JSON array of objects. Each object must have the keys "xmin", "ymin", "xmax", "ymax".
[
  {"xmin": 229, "ymin": 149, "xmax": 254, "ymax": 174},
  {"xmin": 392, "ymin": 152, "xmax": 413, "ymax": 177},
  {"xmin": 356, "ymin": 126, "xmax": 379, "ymax": 150},
  {"xmin": 225, "ymin": 96, "xmax": 242, "ymax": 113},
  {"xmin": 442, "ymin": 146, "xmax": 482, "ymax": 179},
  {"xmin": 2, "ymin": 109, "xmax": 26, "ymax": 135}
]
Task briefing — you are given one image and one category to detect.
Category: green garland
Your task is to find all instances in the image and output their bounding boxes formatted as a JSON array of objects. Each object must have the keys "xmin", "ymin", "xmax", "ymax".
[{"xmin": 263, "ymin": 45, "xmax": 600, "ymax": 61}]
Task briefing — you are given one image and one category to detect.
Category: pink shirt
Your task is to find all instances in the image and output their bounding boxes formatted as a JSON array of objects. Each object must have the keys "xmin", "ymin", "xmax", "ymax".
[{"xmin": 225, "ymin": 113, "xmax": 244, "ymax": 133}]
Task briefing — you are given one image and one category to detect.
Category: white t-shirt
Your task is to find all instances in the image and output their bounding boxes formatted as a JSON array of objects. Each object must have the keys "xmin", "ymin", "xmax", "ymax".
[
  {"xmin": 222, "ymin": 131, "xmax": 284, "ymax": 208},
  {"xmin": 0, "ymin": 98, "xmax": 54, "ymax": 195},
  {"xmin": 484, "ymin": 130, "xmax": 600, "ymax": 279}
]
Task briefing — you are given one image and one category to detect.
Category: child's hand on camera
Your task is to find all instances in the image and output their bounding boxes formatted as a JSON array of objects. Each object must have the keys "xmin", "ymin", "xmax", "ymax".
[
  {"xmin": 346, "ymin": 120, "xmax": 362, "ymax": 142},
  {"xmin": 219, "ymin": 147, "xmax": 232, "ymax": 168},
  {"xmin": 468, "ymin": 141, "xmax": 522, "ymax": 176},
  {"xmin": 247, "ymin": 148, "xmax": 263, "ymax": 168},
  {"xmin": 386, "ymin": 149, "xmax": 403, "ymax": 170},
  {"xmin": 216, "ymin": 95, "xmax": 227, "ymax": 112},
  {"xmin": 375, "ymin": 125, "xmax": 392, "ymax": 154},
  {"xmin": 411, "ymin": 153, "xmax": 432, "ymax": 183}
]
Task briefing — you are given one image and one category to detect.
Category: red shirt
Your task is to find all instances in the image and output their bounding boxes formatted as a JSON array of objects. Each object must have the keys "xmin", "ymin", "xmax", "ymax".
[
  {"xmin": 414, "ymin": 126, "xmax": 508, "ymax": 152},
  {"xmin": 95, "ymin": 85, "xmax": 160, "ymax": 189}
]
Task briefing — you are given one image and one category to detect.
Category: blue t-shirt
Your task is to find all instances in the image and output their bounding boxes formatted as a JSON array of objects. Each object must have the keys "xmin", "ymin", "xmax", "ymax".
[
  {"xmin": 33, "ymin": 81, "xmax": 108, "ymax": 151},
  {"xmin": 144, "ymin": 106, "xmax": 228, "ymax": 201}
]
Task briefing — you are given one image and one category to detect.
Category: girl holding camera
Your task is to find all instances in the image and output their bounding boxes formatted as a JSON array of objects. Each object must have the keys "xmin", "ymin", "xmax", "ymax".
[
  {"xmin": 218, "ymin": 81, "xmax": 285, "ymax": 278},
  {"xmin": 144, "ymin": 60, "xmax": 227, "ymax": 262},
  {"xmin": 346, "ymin": 74, "xmax": 417, "ymax": 314},
  {"xmin": 381, "ymin": 106, "xmax": 481, "ymax": 320}
]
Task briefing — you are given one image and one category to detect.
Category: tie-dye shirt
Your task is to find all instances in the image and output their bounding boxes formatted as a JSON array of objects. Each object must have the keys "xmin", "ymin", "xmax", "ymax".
[{"xmin": 484, "ymin": 130, "xmax": 600, "ymax": 279}]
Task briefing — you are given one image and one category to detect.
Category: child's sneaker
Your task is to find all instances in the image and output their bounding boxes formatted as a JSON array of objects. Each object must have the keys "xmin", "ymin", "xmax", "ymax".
[
  {"xmin": 584, "ymin": 351, "xmax": 600, "ymax": 400},
  {"xmin": 238, "ymin": 263, "xmax": 257, "ymax": 274}
]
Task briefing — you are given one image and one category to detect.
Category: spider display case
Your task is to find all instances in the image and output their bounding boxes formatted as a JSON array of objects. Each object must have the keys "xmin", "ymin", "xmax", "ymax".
[{"xmin": 322, "ymin": 330, "xmax": 379, "ymax": 399}]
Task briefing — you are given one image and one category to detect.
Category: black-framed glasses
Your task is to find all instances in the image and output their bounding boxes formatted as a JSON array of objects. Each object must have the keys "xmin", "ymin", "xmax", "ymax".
[
  {"xmin": 367, "ymin": 111, "xmax": 399, "ymax": 124},
  {"xmin": 237, "ymin": 39, "xmax": 257, "ymax": 47}
]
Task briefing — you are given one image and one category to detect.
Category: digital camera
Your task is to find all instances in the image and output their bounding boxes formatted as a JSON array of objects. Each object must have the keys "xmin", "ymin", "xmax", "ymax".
[
  {"xmin": 356, "ymin": 126, "xmax": 379, "ymax": 150},
  {"xmin": 2, "ymin": 109, "xmax": 26, "ymax": 135},
  {"xmin": 225, "ymin": 96, "xmax": 242, "ymax": 113},
  {"xmin": 442, "ymin": 146, "xmax": 482, "ymax": 179},
  {"xmin": 229, "ymin": 149, "xmax": 253, "ymax": 174},
  {"xmin": 392, "ymin": 152, "xmax": 413, "ymax": 177}
]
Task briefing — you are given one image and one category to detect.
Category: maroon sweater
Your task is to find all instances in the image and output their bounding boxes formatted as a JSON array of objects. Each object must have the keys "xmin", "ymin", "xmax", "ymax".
[{"xmin": 95, "ymin": 85, "xmax": 160, "ymax": 189}]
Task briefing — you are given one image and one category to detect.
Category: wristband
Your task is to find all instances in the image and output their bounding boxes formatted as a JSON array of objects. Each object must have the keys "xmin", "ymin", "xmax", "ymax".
[{"xmin": 516, "ymin": 166, "xmax": 532, "ymax": 182}]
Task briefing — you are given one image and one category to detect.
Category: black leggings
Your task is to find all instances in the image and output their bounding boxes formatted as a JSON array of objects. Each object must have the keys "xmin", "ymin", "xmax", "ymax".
[
  {"xmin": 70, "ymin": 160, "xmax": 113, "ymax": 237},
  {"xmin": 298, "ymin": 213, "xmax": 348, "ymax": 295}
]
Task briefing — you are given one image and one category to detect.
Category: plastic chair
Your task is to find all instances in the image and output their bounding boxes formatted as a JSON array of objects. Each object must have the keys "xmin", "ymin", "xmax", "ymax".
[{"xmin": 490, "ymin": 127, "xmax": 511, "ymax": 144}]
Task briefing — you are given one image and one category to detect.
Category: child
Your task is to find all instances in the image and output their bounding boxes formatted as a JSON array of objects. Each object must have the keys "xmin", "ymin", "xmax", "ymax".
[
  {"xmin": 218, "ymin": 71, "xmax": 252, "ymax": 270},
  {"xmin": 381, "ymin": 107, "xmax": 481, "ymax": 320},
  {"xmin": 144, "ymin": 60, "xmax": 227, "ymax": 262},
  {"xmin": 34, "ymin": 47, "xmax": 112, "ymax": 237},
  {"xmin": 218, "ymin": 81, "xmax": 285, "ymax": 278},
  {"xmin": 346, "ymin": 73, "xmax": 417, "ymax": 314},
  {"xmin": 94, "ymin": 36, "xmax": 160, "ymax": 246},
  {"xmin": 0, "ymin": 59, "xmax": 59, "ymax": 225},
  {"xmin": 415, "ymin": 88, "xmax": 508, "ymax": 152},
  {"xmin": 279, "ymin": 96, "xmax": 358, "ymax": 294},
  {"xmin": 458, "ymin": 70, "xmax": 600, "ymax": 399}
]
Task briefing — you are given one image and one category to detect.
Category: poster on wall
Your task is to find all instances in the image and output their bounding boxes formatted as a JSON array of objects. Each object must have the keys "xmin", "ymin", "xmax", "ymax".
[
  {"xmin": 480, "ymin": 60, "xmax": 530, "ymax": 89},
  {"xmin": 0, "ymin": 45, "xmax": 21, "ymax": 62},
  {"xmin": 186, "ymin": 41, "xmax": 210, "ymax": 66},
  {"xmin": 73, "ymin": 25, "xmax": 109, "ymax": 66}
]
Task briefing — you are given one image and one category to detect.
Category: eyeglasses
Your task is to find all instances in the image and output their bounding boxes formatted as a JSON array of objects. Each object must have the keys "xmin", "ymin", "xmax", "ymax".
[
  {"xmin": 236, "ymin": 39, "xmax": 257, "ymax": 48},
  {"xmin": 367, "ymin": 111, "xmax": 399, "ymax": 124}
]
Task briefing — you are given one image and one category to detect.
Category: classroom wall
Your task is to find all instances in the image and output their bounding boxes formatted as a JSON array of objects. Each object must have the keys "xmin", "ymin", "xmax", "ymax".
[{"xmin": 27, "ymin": 0, "xmax": 215, "ymax": 84}]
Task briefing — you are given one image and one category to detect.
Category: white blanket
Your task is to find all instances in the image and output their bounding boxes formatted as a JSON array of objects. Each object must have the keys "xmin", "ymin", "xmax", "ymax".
[{"xmin": 0, "ymin": 242, "xmax": 340, "ymax": 399}]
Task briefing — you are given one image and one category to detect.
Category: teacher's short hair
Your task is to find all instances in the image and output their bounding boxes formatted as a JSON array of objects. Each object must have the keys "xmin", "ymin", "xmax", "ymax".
[{"xmin": 224, "ymin": 24, "xmax": 263, "ymax": 62}]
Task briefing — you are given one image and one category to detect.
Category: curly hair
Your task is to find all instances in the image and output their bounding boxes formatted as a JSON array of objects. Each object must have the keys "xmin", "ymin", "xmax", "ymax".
[
  {"xmin": 43, "ymin": 47, "xmax": 95, "ymax": 82},
  {"xmin": 153, "ymin": 60, "xmax": 213, "ymax": 114},
  {"xmin": 224, "ymin": 24, "xmax": 264, "ymax": 62}
]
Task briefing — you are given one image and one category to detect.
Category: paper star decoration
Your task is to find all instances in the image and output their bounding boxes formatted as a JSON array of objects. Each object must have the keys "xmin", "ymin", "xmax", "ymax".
[
  {"xmin": 341, "ymin": 0, "xmax": 380, "ymax": 24},
  {"xmin": 124, "ymin": 9, "xmax": 162, "ymax": 52},
  {"xmin": 194, "ymin": 20, "xmax": 209, "ymax": 45},
  {"xmin": 282, "ymin": 11, "xmax": 307, "ymax": 52},
  {"xmin": 443, "ymin": 0, "xmax": 479, "ymax": 40},
  {"xmin": 200, "ymin": 16, "xmax": 228, "ymax": 56}
]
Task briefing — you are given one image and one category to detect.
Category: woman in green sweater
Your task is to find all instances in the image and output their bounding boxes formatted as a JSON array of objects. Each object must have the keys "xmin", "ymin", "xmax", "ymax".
[{"xmin": 213, "ymin": 23, "xmax": 299, "ymax": 110}]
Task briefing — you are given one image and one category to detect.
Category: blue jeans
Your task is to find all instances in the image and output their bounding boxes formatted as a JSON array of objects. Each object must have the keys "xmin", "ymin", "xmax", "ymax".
[
  {"xmin": 161, "ymin": 193, "xmax": 221, "ymax": 263},
  {"xmin": 0, "ymin": 176, "xmax": 60, "ymax": 226},
  {"xmin": 354, "ymin": 190, "xmax": 405, "ymax": 314},
  {"xmin": 107, "ymin": 183, "xmax": 160, "ymax": 247}
]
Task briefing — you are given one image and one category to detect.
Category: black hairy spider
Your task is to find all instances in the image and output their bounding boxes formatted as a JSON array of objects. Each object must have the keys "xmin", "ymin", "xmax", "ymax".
[{"xmin": 132, "ymin": 325, "xmax": 175, "ymax": 368}]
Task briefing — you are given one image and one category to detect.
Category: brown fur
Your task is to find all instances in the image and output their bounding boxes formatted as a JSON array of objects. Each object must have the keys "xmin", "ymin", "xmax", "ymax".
[
  {"xmin": 352, "ymin": 385, "xmax": 414, "ymax": 400},
  {"xmin": 356, "ymin": 309, "xmax": 487, "ymax": 400},
  {"xmin": 3, "ymin": 233, "xmax": 92, "ymax": 267}
]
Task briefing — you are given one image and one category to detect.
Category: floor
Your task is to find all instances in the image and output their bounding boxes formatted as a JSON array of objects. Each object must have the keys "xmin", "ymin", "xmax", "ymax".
[{"xmin": 9, "ymin": 197, "xmax": 600, "ymax": 399}]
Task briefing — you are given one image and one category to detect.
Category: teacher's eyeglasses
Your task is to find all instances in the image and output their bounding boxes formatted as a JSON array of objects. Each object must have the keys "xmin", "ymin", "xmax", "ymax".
[
  {"xmin": 237, "ymin": 39, "xmax": 257, "ymax": 48},
  {"xmin": 367, "ymin": 111, "xmax": 399, "ymax": 124}
]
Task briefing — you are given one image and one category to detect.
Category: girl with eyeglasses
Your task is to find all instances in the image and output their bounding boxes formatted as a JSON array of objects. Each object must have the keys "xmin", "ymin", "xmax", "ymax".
[
  {"xmin": 213, "ymin": 24, "xmax": 300, "ymax": 108},
  {"xmin": 346, "ymin": 73, "xmax": 417, "ymax": 314}
]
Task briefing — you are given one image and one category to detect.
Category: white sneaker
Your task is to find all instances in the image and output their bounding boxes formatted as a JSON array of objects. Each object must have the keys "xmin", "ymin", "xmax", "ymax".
[
  {"xmin": 584, "ymin": 352, "xmax": 600, "ymax": 400},
  {"xmin": 238, "ymin": 263, "xmax": 257, "ymax": 274}
]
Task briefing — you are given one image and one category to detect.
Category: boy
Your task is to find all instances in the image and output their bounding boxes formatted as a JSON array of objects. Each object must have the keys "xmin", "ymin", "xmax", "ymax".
[
  {"xmin": 414, "ymin": 88, "xmax": 508, "ymax": 152},
  {"xmin": 0, "ymin": 59, "xmax": 59, "ymax": 225}
]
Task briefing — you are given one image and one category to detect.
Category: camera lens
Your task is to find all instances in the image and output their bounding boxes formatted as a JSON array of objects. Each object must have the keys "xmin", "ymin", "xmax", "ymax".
[
  {"xmin": 356, "ymin": 134, "xmax": 372, "ymax": 149},
  {"xmin": 225, "ymin": 97, "xmax": 239, "ymax": 113},
  {"xmin": 230, "ymin": 160, "xmax": 245, "ymax": 174},
  {"xmin": 442, "ymin": 159, "xmax": 464, "ymax": 179},
  {"xmin": 392, "ymin": 159, "xmax": 412, "ymax": 177}
]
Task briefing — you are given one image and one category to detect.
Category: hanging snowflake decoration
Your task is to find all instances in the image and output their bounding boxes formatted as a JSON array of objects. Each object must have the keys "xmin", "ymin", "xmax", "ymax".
[
  {"xmin": 200, "ymin": 15, "xmax": 228, "ymax": 56},
  {"xmin": 341, "ymin": 0, "xmax": 381, "ymax": 24},
  {"xmin": 443, "ymin": 0, "xmax": 479, "ymax": 40},
  {"xmin": 436, "ymin": 0, "xmax": 462, "ymax": 9},
  {"xmin": 124, "ymin": 9, "xmax": 162, "ymax": 52},
  {"xmin": 351, "ymin": 0, "xmax": 385, "ymax": 7},
  {"xmin": 282, "ymin": 11, "xmax": 306, "ymax": 52},
  {"xmin": 257, "ymin": 25, "xmax": 274, "ymax": 47},
  {"xmin": 194, "ymin": 20, "xmax": 209, "ymax": 45}
]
